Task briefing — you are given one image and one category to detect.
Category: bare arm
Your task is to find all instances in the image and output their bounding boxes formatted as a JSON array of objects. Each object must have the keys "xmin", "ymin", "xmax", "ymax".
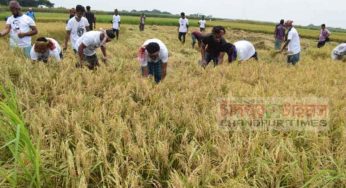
[
  {"xmin": 162, "ymin": 63, "xmax": 167, "ymax": 80},
  {"xmin": 218, "ymin": 52, "xmax": 225, "ymax": 65},
  {"xmin": 142, "ymin": 66, "xmax": 149, "ymax": 77},
  {"xmin": 18, "ymin": 25, "xmax": 38, "ymax": 38},
  {"xmin": 100, "ymin": 45, "xmax": 107, "ymax": 64},
  {"xmin": 0, "ymin": 24, "xmax": 11, "ymax": 37},
  {"xmin": 64, "ymin": 30, "xmax": 71, "ymax": 50},
  {"xmin": 77, "ymin": 43, "xmax": 86, "ymax": 66},
  {"xmin": 281, "ymin": 40, "xmax": 290, "ymax": 52}
]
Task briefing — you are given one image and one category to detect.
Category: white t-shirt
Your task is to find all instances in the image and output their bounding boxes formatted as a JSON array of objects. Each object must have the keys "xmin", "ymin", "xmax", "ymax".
[
  {"xmin": 331, "ymin": 43, "xmax": 346, "ymax": 60},
  {"xmin": 112, "ymin": 15, "xmax": 121, "ymax": 29},
  {"xmin": 75, "ymin": 31, "xmax": 102, "ymax": 56},
  {"xmin": 179, "ymin": 18, "xmax": 189, "ymax": 33},
  {"xmin": 287, "ymin": 27, "xmax": 301, "ymax": 55},
  {"xmin": 30, "ymin": 38, "xmax": 62, "ymax": 62},
  {"xmin": 234, "ymin": 40, "xmax": 256, "ymax": 61},
  {"xmin": 6, "ymin": 14, "xmax": 36, "ymax": 48},
  {"xmin": 139, "ymin": 39, "xmax": 169, "ymax": 67},
  {"xmin": 66, "ymin": 17, "xmax": 90, "ymax": 48},
  {"xmin": 199, "ymin": 20, "xmax": 206, "ymax": 28}
]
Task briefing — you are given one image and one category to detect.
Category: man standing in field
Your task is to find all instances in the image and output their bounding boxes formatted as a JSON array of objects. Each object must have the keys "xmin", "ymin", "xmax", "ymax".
[
  {"xmin": 274, "ymin": 19, "xmax": 285, "ymax": 50},
  {"xmin": 112, "ymin": 9, "xmax": 121, "ymax": 40},
  {"xmin": 74, "ymin": 29, "xmax": 115, "ymax": 70},
  {"xmin": 0, "ymin": 1, "xmax": 38, "ymax": 58},
  {"xmin": 178, "ymin": 12, "xmax": 189, "ymax": 44},
  {"xmin": 200, "ymin": 26, "xmax": 227, "ymax": 67},
  {"xmin": 139, "ymin": 13, "xmax": 146, "ymax": 31},
  {"xmin": 317, "ymin": 24, "xmax": 331, "ymax": 48},
  {"xmin": 191, "ymin": 31, "xmax": 203, "ymax": 48},
  {"xmin": 280, "ymin": 20, "xmax": 301, "ymax": 65},
  {"xmin": 198, "ymin": 16, "xmax": 206, "ymax": 32},
  {"xmin": 64, "ymin": 5, "xmax": 90, "ymax": 52},
  {"xmin": 26, "ymin": 8, "xmax": 36, "ymax": 21},
  {"xmin": 331, "ymin": 43, "xmax": 346, "ymax": 61},
  {"xmin": 30, "ymin": 37, "xmax": 63, "ymax": 63},
  {"xmin": 138, "ymin": 39, "xmax": 169, "ymax": 83},
  {"xmin": 85, "ymin": 6, "xmax": 96, "ymax": 31},
  {"xmin": 222, "ymin": 40, "xmax": 258, "ymax": 63}
]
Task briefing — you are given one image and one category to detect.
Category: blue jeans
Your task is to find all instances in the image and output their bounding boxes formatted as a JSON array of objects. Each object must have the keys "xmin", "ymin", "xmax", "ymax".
[
  {"xmin": 143, "ymin": 61, "xmax": 163, "ymax": 83},
  {"xmin": 287, "ymin": 53, "xmax": 300, "ymax": 65}
]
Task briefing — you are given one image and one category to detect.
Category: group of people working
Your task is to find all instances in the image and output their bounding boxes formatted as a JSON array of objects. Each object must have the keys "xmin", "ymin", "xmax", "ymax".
[{"xmin": 0, "ymin": 1, "xmax": 345, "ymax": 84}]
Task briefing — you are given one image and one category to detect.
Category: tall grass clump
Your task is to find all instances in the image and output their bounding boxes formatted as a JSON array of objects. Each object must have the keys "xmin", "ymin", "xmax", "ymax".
[{"xmin": 0, "ymin": 83, "xmax": 41, "ymax": 187}]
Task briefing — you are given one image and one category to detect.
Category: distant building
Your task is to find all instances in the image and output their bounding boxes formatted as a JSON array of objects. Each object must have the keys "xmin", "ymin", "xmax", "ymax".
[{"xmin": 38, "ymin": 5, "xmax": 48, "ymax": 8}]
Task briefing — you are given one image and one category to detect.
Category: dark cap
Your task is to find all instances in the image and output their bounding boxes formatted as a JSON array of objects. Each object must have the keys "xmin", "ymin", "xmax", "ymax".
[{"xmin": 76, "ymin": 5, "xmax": 85, "ymax": 12}]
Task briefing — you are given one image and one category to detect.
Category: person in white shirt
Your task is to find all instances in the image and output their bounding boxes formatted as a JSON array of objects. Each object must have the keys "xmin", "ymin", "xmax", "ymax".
[
  {"xmin": 178, "ymin": 12, "xmax": 189, "ymax": 44},
  {"xmin": 137, "ymin": 39, "xmax": 169, "ymax": 83},
  {"xmin": 331, "ymin": 43, "xmax": 346, "ymax": 61},
  {"xmin": 198, "ymin": 16, "xmax": 206, "ymax": 32},
  {"xmin": 74, "ymin": 29, "xmax": 115, "ymax": 70},
  {"xmin": 222, "ymin": 40, "xmax": 258, "ymax": 63},
  {"xmin": 280, "ymin": 20, "xmax": 301, "ymax": 65},
  {"xmin": 64, "ymin": 5, "xmax": 90, "ymax": 52},
  {"xmin": 30, "ymin": 37, "xmax": 62, "ymax": 63},
  {"xmin": 0, "ymin": 1, "xmax": 38, "ymax": 58},
  {"xmin": 112, "ymin": 9, "xmax": 121, "ymax": 40}
]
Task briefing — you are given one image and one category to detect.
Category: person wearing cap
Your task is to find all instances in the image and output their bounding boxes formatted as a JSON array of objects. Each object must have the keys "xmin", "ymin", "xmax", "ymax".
[
  {"xmin": 74, "ymin": 29, "xmax": 115, "ymax": 70},
  {"xmin": 191, "ymin": 31, "xmax": 203, "ymax": 48},
  {"xmin": 221, "ymin": 41, "xmax": 258, "ymax": 63},
  {"xmin": 112, "ymin": 9, "xmax": 121, "ymax": 40},
  {"xmin": 30, "ymin": 37, "xmax": 62, "ymax": 63},
  {"xmin": 198, "ymin": 16, "xmax": 206, "ymax": 32},
  {"xmin": 331, "ymin": 43, "xmax": 346, "ymax": 61},
  {"xmin": 280, "ymin": 20, "xmax": 301, "ymax": 65},
  {"xmin": 178, "ymin": 12, "xmax": 189, "ymax": 44},
  {"xmin": 26, "ymin": 8, "xmax": 36, "ymax": 21},
  {"xmin": 200, "ymin": 26, "xmax": 227, "ymax": 67},
  {"xmin": 85, "ymin": 6, "xmax": 96, "ymax": 31},
  {"xmin": 0, "ymin": 1, "xmax": 38, "ymax": 58},
  {"xmin": 138, "ymin": 39, "xmax": 168, "ymax": 83},
  {"xmin": 64, "ymin": 5, "xmax": 90, "ymax": 52},
  {"xmin": 274, "ymin": 19, "xmax": 285, "ymax": 50},
  {"xmin": 317, "ymin": 24, "xmax": 331, "ymax": 48}
]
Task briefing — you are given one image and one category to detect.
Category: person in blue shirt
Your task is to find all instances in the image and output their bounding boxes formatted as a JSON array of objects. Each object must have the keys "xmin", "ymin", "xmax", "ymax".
[{"xmin": 26, "ymin": 7, "xmax": 36, "ymax": 21}]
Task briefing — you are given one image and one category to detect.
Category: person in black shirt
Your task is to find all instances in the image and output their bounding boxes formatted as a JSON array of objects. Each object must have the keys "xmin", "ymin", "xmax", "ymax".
[
  {"xmin": 85, "ymin": 6, "xmax": 96, "ymax": 30},
  {"xmin": 200, "ymin": 26, "xmax": 227, "ymax": 67}
]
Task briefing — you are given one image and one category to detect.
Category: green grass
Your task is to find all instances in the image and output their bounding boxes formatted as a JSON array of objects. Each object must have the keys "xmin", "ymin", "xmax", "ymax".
[{"xmin": 0, "ymin": 83, "xmax": 41, "ymax": 187}]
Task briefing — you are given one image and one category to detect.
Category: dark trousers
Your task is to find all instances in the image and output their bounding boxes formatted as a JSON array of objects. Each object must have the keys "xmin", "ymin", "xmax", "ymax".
[
  {"xmin": 178, "ymin": 32, "xmax": 187, "ymax": 43},
  {"xmin": 147, "ymin": 61, "xmax": 163, "ymax": 83}
]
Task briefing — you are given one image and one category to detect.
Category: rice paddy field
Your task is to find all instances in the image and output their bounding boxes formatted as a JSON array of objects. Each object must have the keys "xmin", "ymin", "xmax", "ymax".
[{"xmin": 0, "ymin": 20, "xmax": 345, "ymax": 187}]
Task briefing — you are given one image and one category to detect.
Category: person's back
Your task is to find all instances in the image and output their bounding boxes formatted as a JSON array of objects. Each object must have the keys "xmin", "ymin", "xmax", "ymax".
[
  {"xmin": 26, "ymin": 8, "xmax": 35, "ymax": 21},
  {"xmin": 274, "ymin": 19, "xmax": 285, "ymax": 50},
  {"xmin": 287, "ymin": 27, "xmax": 301, "ymax": 55},
  {"xmin": 331, "ymin": 43, "xmax": 346, "ymax": 60},
  {"xmin": 234, "ymin": 40, "xmax": 257, "ymax": 61}
]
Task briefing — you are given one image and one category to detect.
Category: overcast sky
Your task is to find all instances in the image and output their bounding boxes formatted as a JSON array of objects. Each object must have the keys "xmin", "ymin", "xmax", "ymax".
[{"xmin": 50, "ymin": 0, "xmax": 346, "ymax": 28}]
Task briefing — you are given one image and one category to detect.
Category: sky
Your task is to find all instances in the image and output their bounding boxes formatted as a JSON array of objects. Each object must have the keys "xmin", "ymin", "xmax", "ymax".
[{"xmin": 50, "ymin": 0, "xmax": 346, "ymax": 28}]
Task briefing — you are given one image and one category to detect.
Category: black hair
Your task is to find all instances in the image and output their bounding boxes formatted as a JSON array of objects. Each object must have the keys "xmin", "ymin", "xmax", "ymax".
[
  {"xmin": 280, "ymin": 19, "xmax": 284, "ymax": 24},
  {"xmin": 86, "ymin": 6, "xmax": 91, "ymax": 11},
  {"xmin": 36, "ymin": 37, "xmax": 48, "ymax": 42},
  {"xmin": 181, "ymin": 12, "xmax": 185, "ymax": 17},
  {"xmin": 146, "ymin": 42, "xmax": 160, "ymax": 54},
  {"xmin": 76, "ymin": 5, "xmax": 85, "ymax": 12},
  {"xmin": 106, "ymin": 29, "xmax": 115, "ymax": 39},
  {"xmin": 212, "ymin": 26, "xmax": 226, "ymax": 35},
  {"xmin": 321, "ymin": 24, "xmax": 326, "ymax": 27},
  {"xmin": 222, "ymin": 43, "xmax": 236, "ymax": 62}
]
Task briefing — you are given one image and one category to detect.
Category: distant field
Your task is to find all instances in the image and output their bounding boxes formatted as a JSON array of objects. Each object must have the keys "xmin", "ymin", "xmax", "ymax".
[{"xmin": 0, "ymin": 12, "xmax": 346, "ymax": 42}]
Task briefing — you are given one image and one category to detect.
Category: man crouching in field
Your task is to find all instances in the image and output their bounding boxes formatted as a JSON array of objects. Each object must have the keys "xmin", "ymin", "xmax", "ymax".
[
  {"xmin": 0, "ymin": 1, "xmax": 38, "ymax": 58},
  {"xmin": 222, "ymin": 40, "xmax": 258, "ymax": 63},
  {"xmin": 30, "ymin": 37, "xmax": 63, "ymax": 63},
  {"xmin": 74, "ymin": 29, "xmax": 115, "ymax": 70},
  {"xmin": 138, "ymin": 39, "xmax": 168, "ymax": 83},
  {"xmin": 200, "ymin": 26, "xmax": 227, "ymax": 67}
]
